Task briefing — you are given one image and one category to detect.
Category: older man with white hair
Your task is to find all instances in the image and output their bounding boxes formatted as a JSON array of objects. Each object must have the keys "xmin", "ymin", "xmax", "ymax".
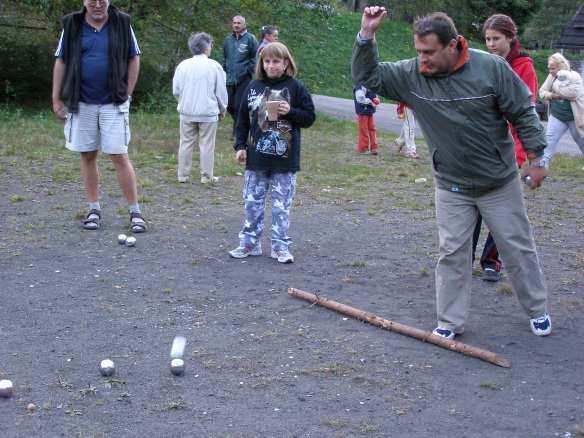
[
  {"xmin": 173, "ymin": 32, "xmax": 228, "ymax": 184},
  {"xmin": 52, "ymin": 0, "xmax": 146, "ymax": 233}
]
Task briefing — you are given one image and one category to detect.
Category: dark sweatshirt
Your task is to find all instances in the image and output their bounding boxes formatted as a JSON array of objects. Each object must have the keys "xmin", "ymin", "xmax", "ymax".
[{"xmin": 234, "ymin": 75, "xmax": 315, "ymax": 173}]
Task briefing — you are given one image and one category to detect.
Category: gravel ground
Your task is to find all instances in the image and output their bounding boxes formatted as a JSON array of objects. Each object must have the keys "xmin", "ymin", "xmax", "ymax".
[{"xmin": 0, "ymin": 145, "xmax": 583, "ymax": 437}]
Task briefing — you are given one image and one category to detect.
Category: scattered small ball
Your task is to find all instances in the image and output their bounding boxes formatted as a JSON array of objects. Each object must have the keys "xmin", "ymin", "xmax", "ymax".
[
  {"xmin": 117, "ymin": 234, "xmax": 127, "ymax": 244},
  {"xmin": 170, "ymin": 358, "xmax": 185, "ymax": 376},
  {"xmin": 26, "ymin": 403, "xmax": 36, "ymax": 413},
  {"xmin": 99, "ymin": 359, "xmax": 115, "ymax": 377},
  {"xmin": 125, "ymin": 236, "xmax": 136, "ymax": 247},
  {"xmin": 0, "ymin": 379, "xmax": 14, "ymax": 398}
]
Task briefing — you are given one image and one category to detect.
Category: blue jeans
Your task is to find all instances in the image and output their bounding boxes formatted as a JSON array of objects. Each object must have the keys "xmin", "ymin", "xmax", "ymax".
[{"xmin": 238, "ymin": 170, "xmax": 296, "ymax": 252}]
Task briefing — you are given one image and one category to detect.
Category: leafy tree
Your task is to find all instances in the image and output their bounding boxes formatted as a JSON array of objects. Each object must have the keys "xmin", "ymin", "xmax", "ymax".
[{"xmin": 522, "ymin": 0, "xmax": 578, "ymax": 49}]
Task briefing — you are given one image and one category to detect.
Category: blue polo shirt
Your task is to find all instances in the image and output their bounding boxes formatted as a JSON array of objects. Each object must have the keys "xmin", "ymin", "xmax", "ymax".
[{"xmin": 55, "ymin": 21, "xmax": 140, "ymax": 104}]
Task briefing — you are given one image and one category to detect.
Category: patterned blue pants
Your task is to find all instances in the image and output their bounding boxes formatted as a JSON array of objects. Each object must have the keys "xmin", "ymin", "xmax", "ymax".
[{"xmin": 238, "ymin": 170, "xmax": 296, "ymax": 251}]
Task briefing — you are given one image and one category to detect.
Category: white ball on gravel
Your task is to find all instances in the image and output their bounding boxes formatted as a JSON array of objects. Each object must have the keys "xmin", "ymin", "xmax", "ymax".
[
  {"xmin": 100, "ymin": 359, "xmax": 115, "ymax": 376},
  {"xmin": 170, "ymin": 358, "xmax": 185, "ymax": 376},
  {"xmin": 0, "ymin": 379, "xmax": 14, "ymax": 398},
  {"xmin": 125, "ymin": 236, "xmax": 136, "ymax": 247},
  {"xmin": 117, "ymin": 234, "xmax": 127, "ymax": 244}
]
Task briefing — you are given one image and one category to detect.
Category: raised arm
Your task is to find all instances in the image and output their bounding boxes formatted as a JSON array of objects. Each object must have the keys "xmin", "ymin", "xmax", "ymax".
[{"xmin": 351, "ymin": 6, "xmax": 408, "ymax": 102}]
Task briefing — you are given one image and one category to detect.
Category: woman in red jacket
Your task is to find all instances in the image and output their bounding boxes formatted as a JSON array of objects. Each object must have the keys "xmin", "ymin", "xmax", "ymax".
[{"xmin": 472, "ymin": 13, "xmax": 538, "ymax": 282}]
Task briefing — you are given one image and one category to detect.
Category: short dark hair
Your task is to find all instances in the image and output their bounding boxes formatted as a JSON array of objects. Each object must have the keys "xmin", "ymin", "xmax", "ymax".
[{"xmin": 414, "ymin": 12, "xmax": 458, "ymax": 47}]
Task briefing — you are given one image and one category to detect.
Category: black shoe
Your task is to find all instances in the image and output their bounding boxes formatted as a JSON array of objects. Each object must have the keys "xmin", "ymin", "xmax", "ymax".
[{"xmin": 482, "ymin": 267, "xmax": 501, "ymax": 282}]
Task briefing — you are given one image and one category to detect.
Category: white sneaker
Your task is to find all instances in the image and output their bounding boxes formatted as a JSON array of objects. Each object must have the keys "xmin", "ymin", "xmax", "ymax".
[
  {"xmin": 432, "ymin": 327, "xmax": 455, "ymax": 340},
  {"xmin": 530, "ymin": 314, "xmax": 552, "ymax": 336},
  {"xmin": 201, "ymin": 175, "xmax": 219, "ymax": 184},
  {"xmin": 271, "ymin": 249, "xmax": 294, "ymax": 264},
  {"xmin": 229, "ymin": 244, "xmax": 262, "ymax": 259}
]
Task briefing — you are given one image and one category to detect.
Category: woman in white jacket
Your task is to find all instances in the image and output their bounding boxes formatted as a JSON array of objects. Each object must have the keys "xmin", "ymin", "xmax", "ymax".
[
  {"xmin": 173, "ymin": 32, "xmax": 228, "ymax": 184},
  {"xmin": 539, "ymin": 52, "xmax": 584, "ymax": 168}
]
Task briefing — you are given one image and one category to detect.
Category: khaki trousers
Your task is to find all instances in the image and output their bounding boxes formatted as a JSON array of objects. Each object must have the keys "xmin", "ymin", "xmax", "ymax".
[
  {"xmin": 435, "ymin": 177, "xmax": 548, "ymax": 333},
  {"xmin": 178, "ymin": 118, "xmax": 218, "ymax": 180}
]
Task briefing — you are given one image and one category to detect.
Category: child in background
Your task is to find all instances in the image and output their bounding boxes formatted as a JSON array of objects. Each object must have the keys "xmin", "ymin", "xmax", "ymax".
[
  {"xmin": 229, "ymin": 42, "xmax": 315, "ymax": 264},
  {"xmin": 257, "ymin": 25, "xmax": 279, "ymax": 56},
  {"xmin": 354, "ymin": 84, "xmax": 380, "ymax": 154},
  {"xmin": 393, "ymin": 102, "xmax": 419, "ymax": 159}
]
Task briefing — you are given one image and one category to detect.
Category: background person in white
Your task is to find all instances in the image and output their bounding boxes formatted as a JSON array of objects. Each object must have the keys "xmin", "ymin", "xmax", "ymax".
[{"xmin": 173, "ymin": 32, "xmax": 228, "ymax": 184}]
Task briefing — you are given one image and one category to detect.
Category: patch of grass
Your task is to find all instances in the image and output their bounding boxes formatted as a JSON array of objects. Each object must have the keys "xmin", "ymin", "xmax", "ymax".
[
  {"xmin": 103, "ymin": 377, "xmax": 126, "ymax": 388},
  {"xmin": 57, "ymin": 376, "xmax": 73, "ymax": 391},
  {"xmin": 10, "ymin": 194, "xmax": 25, "ymax": 203},
  {"xmin": 300, "ymin": 362, "xmax": 357, "ymax": 377},
  {"xmin": 360, "ymin": 423, "xmax": 379, "ymax": 433},
  {"xmin": 163, "ymin": 398, "xmax": 186, "ymax": 411},
  {"xmin": 78, "ymin": 384, "xmax": 98, "ymax": 398},
  {"xmin": 337, "ymin": 260, "xmax": 367, "ymax": 268},
  {"xmin": 479, "ymin": 381, "xmax": 502, "ymax": 390},
  {"xmin": 64, "ymin": 404, "xmax": 83, "ymax": 416},
  {"xmin": 74, "ymin": 209, "xmax": 86, "ymax": 220},
  {"xmin": 1, "ymin": 109, "xmax": 582, "ymax": 222},
  {"xmin": 321, "ymin": 417, "xmax": 348, "ymax": 430},
  {"xmin": 496, "ymin": 283, "xmax": 514, "ymax": 296},
  {"xmin": 51, "ymin": 167, "xmax": 77, "ymax": 183}
]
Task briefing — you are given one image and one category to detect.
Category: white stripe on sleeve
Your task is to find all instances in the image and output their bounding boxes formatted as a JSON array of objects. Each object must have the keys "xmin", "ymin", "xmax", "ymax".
[
  {"xmin": 130, "ymin": 26, "xmax": 141, "ymax": 55},
  {"xmin": 54, "ymin": 31, "xmax": 64, "ymax": 57}
]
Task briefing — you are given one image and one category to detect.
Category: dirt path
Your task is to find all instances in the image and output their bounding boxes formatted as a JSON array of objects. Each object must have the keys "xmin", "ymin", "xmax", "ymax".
[{"xmin": 313, "ymin": 94, "xmax": 583, "ymax": 157}]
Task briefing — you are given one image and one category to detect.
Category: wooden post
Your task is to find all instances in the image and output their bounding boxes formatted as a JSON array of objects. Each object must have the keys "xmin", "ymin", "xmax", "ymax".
[{"xmin": 288, "ymin": 287, "xmax": 511, "ymax": 368}]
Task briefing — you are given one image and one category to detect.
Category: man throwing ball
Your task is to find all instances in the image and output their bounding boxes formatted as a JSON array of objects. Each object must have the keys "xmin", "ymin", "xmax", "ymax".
[{"xmin": 352, "ymin": 7, "xmax": 551, "ymax": 339}]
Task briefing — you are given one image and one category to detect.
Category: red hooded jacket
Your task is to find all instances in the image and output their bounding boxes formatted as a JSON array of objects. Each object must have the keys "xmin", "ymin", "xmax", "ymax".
[{"xmin": 506, "ymin": 41, "xmax": 538, "ymax": 167}]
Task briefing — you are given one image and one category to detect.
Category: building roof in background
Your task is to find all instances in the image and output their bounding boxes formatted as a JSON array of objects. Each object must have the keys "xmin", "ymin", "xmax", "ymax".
[{"xmin": 554, "ymin": 4, "xmax": 584, "ymax": 50}]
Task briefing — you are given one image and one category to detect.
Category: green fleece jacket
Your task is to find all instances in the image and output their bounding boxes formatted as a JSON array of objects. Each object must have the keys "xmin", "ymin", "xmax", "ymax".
[
  {"xmin": 352, "ymin": 38, "xmax": 546, "ymax": 196},
  {"xmin": 222, "ymin": 31, "xmax": 258, "ymax": 86}
]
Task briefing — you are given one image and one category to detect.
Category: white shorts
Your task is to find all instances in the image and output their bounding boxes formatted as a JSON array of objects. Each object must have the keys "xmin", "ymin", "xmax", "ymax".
[{"xmin": 64, "ymin": 100, "xmax": 131, "ymax": 154}]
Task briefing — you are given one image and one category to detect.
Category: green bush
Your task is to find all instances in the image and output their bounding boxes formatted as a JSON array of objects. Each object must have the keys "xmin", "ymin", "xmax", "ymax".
[{"xmin": 0, "ymin": 29, "xmax": 55, "ymax": 105}]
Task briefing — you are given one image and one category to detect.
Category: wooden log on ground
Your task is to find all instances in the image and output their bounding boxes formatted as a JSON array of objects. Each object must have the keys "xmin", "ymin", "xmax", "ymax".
[{"xmin": 288, "ymin": 287, "xmax": 511, "ymax": 368}]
